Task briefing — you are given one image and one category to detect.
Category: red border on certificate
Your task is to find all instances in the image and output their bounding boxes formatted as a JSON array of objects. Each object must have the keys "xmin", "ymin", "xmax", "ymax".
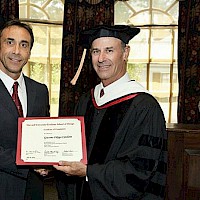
[{"xmin": 16, "ymin": 116, "xmax": 87, "ymax": 165}]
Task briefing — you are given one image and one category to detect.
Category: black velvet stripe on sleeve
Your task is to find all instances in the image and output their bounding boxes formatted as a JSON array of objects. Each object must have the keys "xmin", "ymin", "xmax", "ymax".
[
  {"xmin": 130, "ymin": 157, "xmax": 167, "ymax": 175},
  {"xmin": 126, "ymin": 174, "xmax": 165, "ymax": 197},
  {"xmin": 146, "ymin": 182, "xmax": 166, "ymax": 197},
  {"xmin": 130, "ymin": 157, "xmax": 157, "ymax": 171},
  {"xmin": 139, "ymin": 134, "xmax": 167, "ymax": 151},
  {"xmin": 126, "ymin": 173, "xmax": 149, "ymax": 193}
]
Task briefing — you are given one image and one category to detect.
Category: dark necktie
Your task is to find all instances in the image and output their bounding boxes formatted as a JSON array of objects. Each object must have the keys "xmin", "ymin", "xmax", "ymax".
[
  {"xmin": 100, "ymin": 88, "xmax": 104, "ymax": 98},
  {"xmin": 12, "ymin": 82, "xmax": 23, "ymax": 117}
]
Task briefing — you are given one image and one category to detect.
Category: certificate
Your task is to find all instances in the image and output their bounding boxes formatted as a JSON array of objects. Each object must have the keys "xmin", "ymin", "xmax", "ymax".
[{"xmin": 16, "ymin": 117, "xmax": 87, "ymax": 165}]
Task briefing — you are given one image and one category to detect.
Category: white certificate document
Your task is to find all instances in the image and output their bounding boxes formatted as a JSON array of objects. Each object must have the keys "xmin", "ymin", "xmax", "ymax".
[{"xmin": 16, "ymin": 117, "xmax": 87, "ymax": 165}]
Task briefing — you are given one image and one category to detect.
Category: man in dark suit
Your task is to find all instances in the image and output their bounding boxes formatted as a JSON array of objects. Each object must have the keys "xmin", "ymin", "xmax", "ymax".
[{"xmin": 0, "ymin": 19, "xmax": 50, "ymax": 199}]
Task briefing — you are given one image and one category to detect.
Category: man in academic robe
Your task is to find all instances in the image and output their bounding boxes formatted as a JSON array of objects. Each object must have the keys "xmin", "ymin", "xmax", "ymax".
[{"xmin": 54, "ymin": 25, "xmax": 168, "ymax": 200}]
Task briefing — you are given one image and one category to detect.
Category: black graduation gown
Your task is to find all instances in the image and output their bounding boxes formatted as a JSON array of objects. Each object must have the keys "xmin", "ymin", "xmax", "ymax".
[{"xmin": 56, "ymin": 91, "xmax": 167, "ymax": 200}]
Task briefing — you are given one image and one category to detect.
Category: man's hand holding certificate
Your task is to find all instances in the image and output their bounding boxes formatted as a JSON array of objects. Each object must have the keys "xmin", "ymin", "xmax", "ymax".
[{"xmin": 16, "ymin": 117, "xmax": 87, "ymax": 165}]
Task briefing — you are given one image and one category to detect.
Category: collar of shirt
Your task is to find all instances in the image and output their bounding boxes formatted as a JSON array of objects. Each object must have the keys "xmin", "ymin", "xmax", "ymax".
[
  {"xmin": 0, "ymin": 69, "xmax": 27, "ymax": 116},
  {"xmin": 0, "ymin": 69, "xmax": 14, "ymax": 95},
  {"xmin": 0, "ymin": 70, "xmax": 24, "ymax": 94},
  {"xmin": 94, "ymin": 72, "xmax": 149, "ymax": 106}
]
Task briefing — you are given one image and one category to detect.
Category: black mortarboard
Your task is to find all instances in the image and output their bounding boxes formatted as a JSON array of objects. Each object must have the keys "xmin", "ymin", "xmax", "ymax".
[
  {"xmin": 80, "ymin": 25, "xmax": 140, "ymax": 48},
  {"xmin": 71, "ymin": 25, "xmax": 140, "ymax": 85}
]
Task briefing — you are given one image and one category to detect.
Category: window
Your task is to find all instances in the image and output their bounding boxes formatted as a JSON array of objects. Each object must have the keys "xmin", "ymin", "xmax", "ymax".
[
  {"xmin": 115, "ymin": 0, "xmax": 179, "ymax": 123},
  {"xmin": 19, "ymin": 0, "xmax": 64, "ymax": 116}
]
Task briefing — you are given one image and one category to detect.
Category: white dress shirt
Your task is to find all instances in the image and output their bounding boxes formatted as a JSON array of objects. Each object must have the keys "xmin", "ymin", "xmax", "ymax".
[{"xmin": 0, "ymin": 70, "xmax": 27, "ymax": 116}]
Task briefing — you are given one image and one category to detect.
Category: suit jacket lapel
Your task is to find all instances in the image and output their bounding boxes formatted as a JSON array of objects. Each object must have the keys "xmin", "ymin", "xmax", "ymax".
[
  {"xmin": 24, "ymin": 76, "xmax": 36, "ymax": 116},
  {"xmin": 0, "ymin": 79, "xmax": 19, "ymax": 118}
]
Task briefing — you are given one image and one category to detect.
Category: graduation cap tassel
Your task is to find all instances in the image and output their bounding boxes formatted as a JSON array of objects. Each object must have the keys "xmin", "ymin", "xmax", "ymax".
[{"xmin": 70, "ymin": 48, "xmax": 87, "ymax": 85}]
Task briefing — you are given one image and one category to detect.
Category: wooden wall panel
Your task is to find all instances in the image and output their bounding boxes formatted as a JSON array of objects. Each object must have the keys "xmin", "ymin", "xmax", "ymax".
[{"xmin": 166, "ymin": 123, "xmax": 200, "ymax": 200}]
